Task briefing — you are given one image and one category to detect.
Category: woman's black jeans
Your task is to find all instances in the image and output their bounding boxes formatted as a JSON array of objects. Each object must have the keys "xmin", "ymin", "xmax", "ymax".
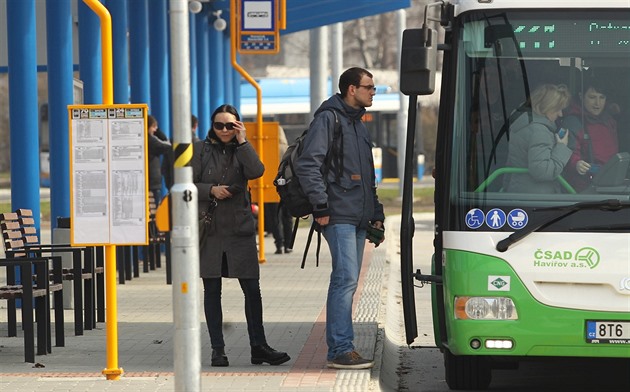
[{"xmin": 202, "ymin": 277, "xmax": 267, "ymax": 349}]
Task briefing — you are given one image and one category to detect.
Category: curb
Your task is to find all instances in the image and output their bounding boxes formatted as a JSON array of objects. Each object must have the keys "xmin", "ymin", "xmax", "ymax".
[{"xmin": 378, "ymin": 215, "xmax": 404, "ymax": 392}]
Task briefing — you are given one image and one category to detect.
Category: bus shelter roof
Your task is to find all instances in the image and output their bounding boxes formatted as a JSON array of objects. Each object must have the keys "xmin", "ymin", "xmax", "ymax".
[{"xmin": 282, "ymin": 0, "xmax": 411, "ymax": 34}]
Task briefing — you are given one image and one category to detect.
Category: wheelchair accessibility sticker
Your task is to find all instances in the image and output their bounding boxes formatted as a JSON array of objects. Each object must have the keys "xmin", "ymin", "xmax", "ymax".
[
  {"xmin": 507, "ymin": 209, "xmax": 528, "ymax": 230},
  {"xmin": 466, "ymin": 208, "xmax": 485, "ymax": 229},
  {"xmin": 486, "ymin": 208, "xmax": 506, "ymax": 229},
  {"xmin": 467, "ymin": 208, "xmax": 528, "ymax": 230}
]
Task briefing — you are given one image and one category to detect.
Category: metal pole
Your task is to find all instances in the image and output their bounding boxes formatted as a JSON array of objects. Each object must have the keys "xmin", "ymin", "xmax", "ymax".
[
  {"xmin": 229, "ymin": 0, "xmax": 266, "ymax": 261},
  {"xmin": 309, "ymin": 26, "xmax": 328, "ymax": 119},
  {"xmin": 330, "ymin": 23, "xmax": 343, "ymax": 94},
  {"xmin": 195, "ymin": 11, "xmax": 210, "ymax": 134},
  {"xmin": 397, "ymin": 9, "xmax": 409, "ymax": 195},
  {"xmin": 78, "ymin": 0, "xmax": 103, "ymax": 104},
  {"xmin": 110, "ymin": 0, "xmax": 130, "ymax": 105},
  {"xmin": 189, "ymin": 12, "xmax": 199, "ymax": 123},
  {"xmin": 209, "ymin": 25, "xmax": 225, "ymax": 116},
  {"xmin": 128, "ymin": 0, "xmax": 150, "ymax": 106},
  {"xmin": 81, "ymin": 0, "xmax": 121, "ymax": 380},
  {"xmin": 169, "ymin": 1, "xmax": 201, "ymax": 391},
  {"xmin": 46, "ymin": 0, "xmax": 73, "ymax": 232},
  {"xmin": 149, "ymin": 0, "xmax": 171, "ymax": 138},
  {"xmin": 7, "ymin": 0, "xmax": 40, "ymax": 240}
]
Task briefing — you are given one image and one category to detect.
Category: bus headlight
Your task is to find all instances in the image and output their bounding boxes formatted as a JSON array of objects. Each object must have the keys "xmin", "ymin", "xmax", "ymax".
[
  {"xmin": 455, "ymin": 296, "xmax": 518, "ymax": 320},
  {"xmin": 485, "ymin": 339, "xmax": 514, "ymax": 349}
]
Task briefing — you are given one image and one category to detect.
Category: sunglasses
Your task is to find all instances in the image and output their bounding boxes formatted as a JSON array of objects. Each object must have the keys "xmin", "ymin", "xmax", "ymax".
[
  {"xmin": 213, "ymin": 121, "xmax": 235, "ymax": 131},
  {"xmin": 357, "ymin": 84, "xmax": 376, "ymax": 91}
]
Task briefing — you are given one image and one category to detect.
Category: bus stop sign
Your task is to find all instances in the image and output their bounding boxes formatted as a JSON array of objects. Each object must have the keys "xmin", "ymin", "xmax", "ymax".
[{"xmin": 237, "ymin": 0, "xmax": 280, "ymax": 54}]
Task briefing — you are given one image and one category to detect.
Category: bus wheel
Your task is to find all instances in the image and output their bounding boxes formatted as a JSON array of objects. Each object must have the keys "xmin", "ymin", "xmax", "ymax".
[{"xmin": 444, "ymin": 350, "xmax": 492, "ymax": 390}]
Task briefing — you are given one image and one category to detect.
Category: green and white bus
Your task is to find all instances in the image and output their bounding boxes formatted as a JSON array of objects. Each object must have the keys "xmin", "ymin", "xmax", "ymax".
[{"xmin": 399, "ymin": 0, "xmax": 630, "ymax": 389}]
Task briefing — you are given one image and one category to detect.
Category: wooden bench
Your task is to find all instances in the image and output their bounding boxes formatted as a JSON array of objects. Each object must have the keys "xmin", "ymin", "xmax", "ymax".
[
  {"xmin": 0, "ymin": 215, "xmax": 66, "ymax": 363},
  {"xmin": 3, "ymin": 210, "xmax": 100, "ymax": 336},
  {"xmin": 0, "ymin": 258, "xmax": 50, "ymax": 362},
  {"xmin": 1, "ymin": 212, "xmax": 65, "ymax": 354}
]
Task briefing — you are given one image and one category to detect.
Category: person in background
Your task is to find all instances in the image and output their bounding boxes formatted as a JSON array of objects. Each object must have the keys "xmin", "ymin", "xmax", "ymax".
[
  {"xmin": 504, "ymin": 84, "xmax": 572, "ymax": 193},
  {"xmin": 562, "ymin": 75, "xmax": 619, "ymax": 191},
  {"xmin": 265, "ymin": 126, "xmax": 294, "ymax": 254},
  {"xmin": 191, "ymin": 104, "xmax": 290, "ymax": 368},
  {"xmin": 147, "ymin": 114, "xmax": 171, "ymax": 202},
  {"xmin": 191, "ymin": 114, "xmax": 200, "ymax": 142},
  {"xmin": 264, "ymin": 202, "xmax": 284, "ymax": 254},
  {"xmin": 294, "ymin": 67, "xmax": 385, "ymax": 369},
  {"xmin": 277, "ymin": 126, "xmax": 294, "ymax": 253}
]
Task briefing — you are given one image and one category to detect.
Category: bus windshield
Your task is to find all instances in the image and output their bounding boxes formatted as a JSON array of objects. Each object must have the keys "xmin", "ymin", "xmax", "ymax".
[{"xmin": 454, "ymin": 10, "xmax": 630, "ymax": 207}]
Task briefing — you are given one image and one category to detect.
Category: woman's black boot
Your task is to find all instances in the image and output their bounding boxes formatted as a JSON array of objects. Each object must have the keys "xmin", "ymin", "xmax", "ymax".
[
  {"xmin": 211, "ymin": 348, "xmax": 229, "ymax": 367},
  {"xmin": 251, "ymin": 344, "xmax": 290, "ymax": 365}
]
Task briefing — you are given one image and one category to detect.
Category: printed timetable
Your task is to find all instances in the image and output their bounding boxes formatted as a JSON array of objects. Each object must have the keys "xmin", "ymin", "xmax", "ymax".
[{"xmin": 69, "ymin": 104, "xmax": 149, "ymax": 246}]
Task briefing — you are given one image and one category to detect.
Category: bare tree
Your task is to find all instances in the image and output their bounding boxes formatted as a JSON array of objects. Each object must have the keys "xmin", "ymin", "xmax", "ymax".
[{"xmin": 353, "ymin": 18, "xmax": 374, "ymax": 68}]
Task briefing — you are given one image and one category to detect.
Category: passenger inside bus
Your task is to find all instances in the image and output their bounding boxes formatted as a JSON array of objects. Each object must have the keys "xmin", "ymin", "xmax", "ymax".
[
  {"xmin": 503, "ymin": 83, "xmax": 572, "ymax": 193},
  {"xmin": 562, "ymin": 72, "xmax": 620, "ymax": 192}
]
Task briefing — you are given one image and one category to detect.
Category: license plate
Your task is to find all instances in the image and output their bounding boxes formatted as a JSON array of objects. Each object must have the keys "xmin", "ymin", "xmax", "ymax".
[{"xmin": 586, "ymin": 321, "xmax": 630, "ymax": 344}]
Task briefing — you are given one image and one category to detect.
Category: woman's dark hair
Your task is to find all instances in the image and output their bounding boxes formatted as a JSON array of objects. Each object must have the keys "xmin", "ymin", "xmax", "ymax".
[
  {"xmin": 211, "ymin": 104, "xmax": 240, "ymax": 122},
  {"xmin": 147, "ymin": 114, "xmax": 157, "ymax": 128},
  {"xmin": 582, "ymin": 73, "xmax": 610, "ymax": 96}
]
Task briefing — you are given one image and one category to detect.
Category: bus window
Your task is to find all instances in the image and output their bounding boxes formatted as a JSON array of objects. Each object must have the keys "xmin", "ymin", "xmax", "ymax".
[
  {"xmin": 457, "ymin": 10, "xmax": 630, "ymax": 202},
  {"xmin": 468, "ymin": 57, "xmax": 524, "ymax": 191}
]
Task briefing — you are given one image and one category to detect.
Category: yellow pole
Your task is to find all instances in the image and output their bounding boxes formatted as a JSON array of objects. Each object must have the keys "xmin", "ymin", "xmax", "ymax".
[
  {"xmin": 101, "ymin": 245, "xmax": 122, "ymax": 380},
  {"xmin": 81, "ymin": 0, "xmax": 123, "ymax": 380},
  {"xmin": 230, "ymin": 0, "xmax": 266, "ymax": 263},
  {"xmin": 279, "ymin": 0, "xmax": 286, "ymax": 30}
]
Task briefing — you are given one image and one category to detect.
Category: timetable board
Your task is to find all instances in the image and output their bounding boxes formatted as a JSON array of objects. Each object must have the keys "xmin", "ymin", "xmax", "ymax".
[{"xmin": 68, "ymin": 104, "xmax": 149, "ymax": 246}]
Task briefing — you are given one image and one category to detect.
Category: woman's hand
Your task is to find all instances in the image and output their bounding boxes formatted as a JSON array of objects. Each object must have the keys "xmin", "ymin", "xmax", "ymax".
[
  {"xmin": 211, "ymin": 185, "xmax": 233, "ymax": 200},
  {"xmin": 576, "ymin": 160, "xmax": 591, "ymax": 175},
  {"xmin": 233, "ymin": 121, "xmax": 247, "ymax": 144},
  {"xmin": 556, "ymin": 129, "xmax": 569, "ymax": 145}
]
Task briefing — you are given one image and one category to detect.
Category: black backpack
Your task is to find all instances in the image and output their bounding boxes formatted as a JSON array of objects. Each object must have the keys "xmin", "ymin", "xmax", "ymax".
[{"xmin": 273, "ymin": 109, "xmax": 343, "ymax": 267}]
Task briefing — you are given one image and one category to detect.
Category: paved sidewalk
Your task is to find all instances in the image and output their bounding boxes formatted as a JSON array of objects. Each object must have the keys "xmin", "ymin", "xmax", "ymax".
[{"xmin": 0, "ymin": 220, "xmax": 397, "ymax": 392}]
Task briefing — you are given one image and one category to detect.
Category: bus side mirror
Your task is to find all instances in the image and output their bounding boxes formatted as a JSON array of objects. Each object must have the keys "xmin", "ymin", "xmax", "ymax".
[{"xmin": 400, "ymin": 27, "xmax": 437, "ymax": 96}]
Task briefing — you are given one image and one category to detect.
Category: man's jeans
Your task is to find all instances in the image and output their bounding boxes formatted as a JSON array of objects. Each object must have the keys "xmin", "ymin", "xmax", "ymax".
[{"xmin": 322, "ymin": 223, "xmax": 367, "ymax": 360}]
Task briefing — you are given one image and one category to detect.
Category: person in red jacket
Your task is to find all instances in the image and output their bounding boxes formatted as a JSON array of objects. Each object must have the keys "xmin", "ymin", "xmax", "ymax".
[{"xmin": 563, "ymin": 75, "xmax": 619, "ymax": 191}]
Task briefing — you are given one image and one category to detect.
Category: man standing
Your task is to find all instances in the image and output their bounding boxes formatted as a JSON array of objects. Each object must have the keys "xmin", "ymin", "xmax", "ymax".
[{"xmin": 295, "ymin": 67, "xmax": 385, "ymax": 369}]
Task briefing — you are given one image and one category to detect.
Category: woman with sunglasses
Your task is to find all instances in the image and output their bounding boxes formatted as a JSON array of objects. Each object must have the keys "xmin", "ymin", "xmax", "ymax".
[{"xmin": 191, "ymin": 104, "xmax": 290, "ymax": 368}]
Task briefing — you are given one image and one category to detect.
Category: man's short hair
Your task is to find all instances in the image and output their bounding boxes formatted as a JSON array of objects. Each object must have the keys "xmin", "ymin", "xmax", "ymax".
[{"xmin": 339, "ymin": 67, "xmax": 373, "ymax": 97}]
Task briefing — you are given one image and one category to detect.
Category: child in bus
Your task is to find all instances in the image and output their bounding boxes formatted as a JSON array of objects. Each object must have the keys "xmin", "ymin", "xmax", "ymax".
[
  {"xmin": 504, "ymin": 84, "xmax": 572, "ymax": 193},
  {"xmin": 562, "ymin": 75, "xmax": 619, "ymax": 191}
]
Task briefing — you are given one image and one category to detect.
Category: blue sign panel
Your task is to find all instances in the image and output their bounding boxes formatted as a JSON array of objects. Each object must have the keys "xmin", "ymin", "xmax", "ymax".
[
  {"xmin": 507, "ymin": 208, "xmax": 528, "ymax": 230},
  {"xmin": 486, "ymin": 208, "xmax": 506, "ymax": 229},
  {"xmin": 238, "ymin": 0, "xmax": 279, "ymax": 54},
  {"xmin": 466, "ymin": 208, "xmax": 485, "ymax": 229}
]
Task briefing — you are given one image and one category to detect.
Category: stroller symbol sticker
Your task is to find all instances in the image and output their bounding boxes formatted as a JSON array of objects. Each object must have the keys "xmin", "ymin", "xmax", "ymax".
[{"xmin": 507, "ymin": 209, "xmax": 528, "ymax": 230}]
